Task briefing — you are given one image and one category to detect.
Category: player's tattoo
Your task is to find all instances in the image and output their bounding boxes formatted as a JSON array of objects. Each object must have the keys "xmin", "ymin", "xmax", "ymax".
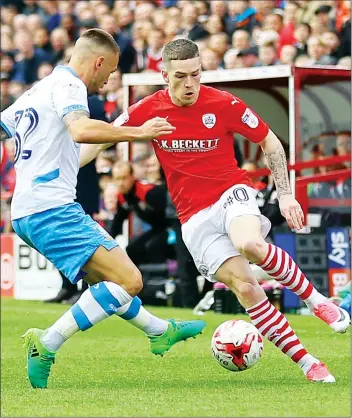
[
  {"xmin": 263, "ymin": 144, "xmax": 292, "ymax": 198},
  {"xmin": 0, "ymin": 125, "xmax": 11, "ymax": 142},
  {"xmin": 62, "ymin": 110, "xmax": 89, "ymax": 128}
]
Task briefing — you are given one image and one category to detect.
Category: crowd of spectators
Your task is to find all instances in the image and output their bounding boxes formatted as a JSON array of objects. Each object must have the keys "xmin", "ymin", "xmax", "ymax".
[{"xmin": 1, "ymin": 0, "xmax": 351, "ymax": 233}]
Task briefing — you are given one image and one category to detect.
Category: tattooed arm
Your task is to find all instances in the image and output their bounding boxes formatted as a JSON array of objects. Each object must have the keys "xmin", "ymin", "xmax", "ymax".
[
  {"xmin": 260, "ymin": 130, "xmax": 291, "ymax": 198},
  {"xmin": 259, "ymin": 130, "xmax": 304, "ymax": 230}
]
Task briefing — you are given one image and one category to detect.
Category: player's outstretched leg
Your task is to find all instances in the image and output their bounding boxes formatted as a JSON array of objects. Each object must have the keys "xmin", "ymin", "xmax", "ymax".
[
  {"xmin": 229, "ymin": 215, "xmax": 350, "ymax": 334},
  {"xmin": 255, "ymin": 243, "xmax": 350, "ymax": 333},
  {"xmin": 22, "ymin": 279, "xmax": 135, "ymax": 389},
  {"xmin": 115, "ymin": 296, "xmax": 205, "ymax": 356},
  {"xmin": 246, "ymin": 298, "xmax": 335, "ymax": 383},
  {"xmin": 216, "ymin": 256, "xmax": 336, "ymax": 383}
]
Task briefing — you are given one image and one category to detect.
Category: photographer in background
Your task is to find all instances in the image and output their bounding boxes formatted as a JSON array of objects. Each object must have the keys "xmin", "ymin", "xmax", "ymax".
[{"xmin": 109, "ymin": 161, "xmax": 169, "ymax": 268}]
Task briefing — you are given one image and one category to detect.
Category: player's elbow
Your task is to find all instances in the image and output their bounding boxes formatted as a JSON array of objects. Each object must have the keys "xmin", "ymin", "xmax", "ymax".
[
  {"xmin": 70, "ymin": 126, "xmax": 87, "ymax": 143},
  {"xmin": 68, "ymin": 119, "xmax": 91, "ymax": 143}
]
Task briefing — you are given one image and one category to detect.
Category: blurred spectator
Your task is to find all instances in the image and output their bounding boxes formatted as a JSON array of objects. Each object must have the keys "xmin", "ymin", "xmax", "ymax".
[
  {"xmin": 144, "ymin": 29, "xmax": 164, "ymax": 72},
  {"xmin": 236, "ymin": 47, "xmax": 259, "ymax": 68},
  {"xmin": 1, "ymin": 0, "xmax": 348, "ymax": 86},
  {"xmin": 100, "ymin": 70, "xmax": 122, "ymax": 119},
  {"xmin": 223, "ymin": 48, "xmax": 240, "ymax": 69},
  {"xmin": 322, "ymin": 31, "xmax": 342, "ymax": 61},
  {"xmin": 0, "ymin": 76, "xmax": 16, "ymax": 111},
  {"xmin": 27, "ymin": 14, "xmax": 44, "ymax": 34},
  {"xmin": 314, "ymin": 5, "xmax": 335, "ymax": 31},
  {"xmin": 177, "ymin": 2, "xmax": 209, "ymax": 41},
  {"xmin": 293, "ymin": 22, "xmax": 311, "ymax": 56},
  {"xmin": 226, "ymin": 0, "xmax": 257, "ymax": 35},
  {"xmin": 96, "ymin": 152, "xmax": 115, "ymax": 178},
  {"xmin": 34, "ymin": 27, "xmax": 53, "ymax": 55},
  {"xmin": 100, "ymin": 14, "xmax": 136, "ymax": 73},
  {"xmin": 22, "ymin": 0, "xmax": 41, "ymax": 16},
  {"xmin": 60, "ymin": 13, "xmax": 79, "ymax": 42},
  {"xmin": 206, "ymin": 14, "xmax": 224, "ymax": 36},
  {"xmin": 231, "ymin": 29, "xmax": 251, "ymax": 54},
  {"xmin": 263, "ymin": 12, "xmax": 283, "ymax": 34},
  {"xmin": 50, "ymin": 27, "xmax": 70, "ymax": 64},
  {"xmin": 336, "ymin": 131, "xmax": 351, "ymax": 160},
  {"xmin": 1, "ymin": 53, "xmax": 15, "ymax": 81},
  {"xmin": 116, "ymin": 7, "xmax": 134, "ymax": 37},
  {"xmin": 12, "ymin": 31, "xmax": 52, "ymax": 85},
  {"xmin": 201, "ymin": 48, "xmax": 222, "ymax": 71},
  {"xmin": 307, "ymin": 36, "xmax": 337, "ymax": 65},
  {"xmin": 280, "ymin": 44, "xmax": 297, "ymax": 64},
  {"xmin": 208, "ymin": 33, "xmax": 228, "ymax": 65},
  {"xmin": 210, "ymin": 0, "xmax": 228, "ymax": 22},
  {"xmin": 132, "ymin": 152, "xmax": 151, "ymax": 181},
  {"xmin": 257, "ymin": 43, "xmax": 280, "ymax": 66},
  {"xmin": 146, "ymin": 153, "xmax": 164, "ymax": 185},
  {"xmin": 109, "ymin": 161, "xmax": 169, "ymax": 268}
]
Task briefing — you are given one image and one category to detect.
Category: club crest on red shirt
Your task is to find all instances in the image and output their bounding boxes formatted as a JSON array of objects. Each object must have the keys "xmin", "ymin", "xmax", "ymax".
[{"xmin": 202, "ymin": 113, "xmax": 216, "ymax": 129}]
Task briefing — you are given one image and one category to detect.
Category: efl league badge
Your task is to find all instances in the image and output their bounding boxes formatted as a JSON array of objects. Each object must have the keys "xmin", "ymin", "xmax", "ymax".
[
  {"xmin": 241, "ymin": 108, "xmax": 259, "ymax": 128},
  {"xmin": 202, "ymin": 113, "xmax": 216, "ymax": 129}
]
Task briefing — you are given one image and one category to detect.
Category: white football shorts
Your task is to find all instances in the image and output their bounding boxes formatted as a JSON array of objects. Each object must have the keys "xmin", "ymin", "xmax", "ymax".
[{"xmin": 181, "ymin": 184, "xmax": 271, "ymax": 282}]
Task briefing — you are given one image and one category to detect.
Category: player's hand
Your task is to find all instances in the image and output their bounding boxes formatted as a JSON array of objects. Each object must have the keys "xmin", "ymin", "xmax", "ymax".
[
  {"xmin": 279, "ymin": 194, "xmax": 304, "ymax": 231},
  {"xmin": 140, "ymin": 117, "xmax": 175, "ymax": 140}
]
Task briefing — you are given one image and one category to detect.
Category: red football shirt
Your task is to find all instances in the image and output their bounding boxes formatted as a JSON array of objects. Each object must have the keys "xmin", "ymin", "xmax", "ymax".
[{"xmin": 115, "ymin": 85, "xmax": 269, "ymax": 224}]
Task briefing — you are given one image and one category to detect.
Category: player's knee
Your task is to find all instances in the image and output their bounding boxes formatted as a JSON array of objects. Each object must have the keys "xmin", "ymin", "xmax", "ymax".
[
  {"xmin": 237, "ymin": 239, "xmax": 266, "ymax": 263},
  {"xmin": 106, "ymin": 267, "xmax": 143, "ymax": 296},
  {"xmin": 124, "ymin": 268, "xmax": 143, "ymax": 296},
  {"xmin": 234, "ymin": 280, "xmax": 258, "ymax": 301}
]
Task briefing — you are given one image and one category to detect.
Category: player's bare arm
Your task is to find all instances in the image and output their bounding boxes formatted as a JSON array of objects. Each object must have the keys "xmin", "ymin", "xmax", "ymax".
[
  {"xmin": 259, "ymin": 129, "xmax": 304, "ymax": 231},
  {"xmin": 78, "ymin": 115, "xmax": 176, "ymax": 167},
  {"xmin": 63, "ymin": 110, "xmax": 175, "ymax": 145},
  {"xmin": 0, "ymin": 125, "xmax": 11, "ymax": 142}
]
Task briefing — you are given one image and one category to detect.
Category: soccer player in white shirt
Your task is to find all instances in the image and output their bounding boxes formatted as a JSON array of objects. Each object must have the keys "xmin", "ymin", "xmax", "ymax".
[{"xmin": 0, "ymin": 29, "xmax": 205, "ymax": 389}]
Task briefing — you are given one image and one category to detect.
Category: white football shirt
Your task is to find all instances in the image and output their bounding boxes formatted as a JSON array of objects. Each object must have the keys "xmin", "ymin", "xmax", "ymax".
[{"xmin": 0, "ymin": 66, "xmax": 90, "ymax": 220}]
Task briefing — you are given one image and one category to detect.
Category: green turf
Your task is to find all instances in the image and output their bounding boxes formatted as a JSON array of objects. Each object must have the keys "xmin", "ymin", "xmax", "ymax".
[{"xmin": 1, "ymin": 298, "xmax": 350, "ymax": 417}]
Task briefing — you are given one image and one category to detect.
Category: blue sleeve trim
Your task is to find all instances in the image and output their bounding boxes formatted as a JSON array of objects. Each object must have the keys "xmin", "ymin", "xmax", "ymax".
[
  {"xmin": 61, "ymin": 104, "xmax": 89, "ymax": 119},
  {"xmin": 32, "ymin": 168, "xmax": 60, "ymax": 185},
  {"xmin": 1, "ymin": 120, "xmax": 13, "ymax": 138}
]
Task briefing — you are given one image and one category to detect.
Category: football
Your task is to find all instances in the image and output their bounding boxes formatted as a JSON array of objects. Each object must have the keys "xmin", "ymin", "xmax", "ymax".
[{"xmin": 211, "ymin": 319, "xmax": 264, "ymax": 372}]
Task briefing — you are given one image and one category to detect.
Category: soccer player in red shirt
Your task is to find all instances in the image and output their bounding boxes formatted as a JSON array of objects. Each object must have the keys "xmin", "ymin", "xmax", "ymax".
[{"xmin": 92, "ymin": 39, "xmax": 349, "ymax": 382}]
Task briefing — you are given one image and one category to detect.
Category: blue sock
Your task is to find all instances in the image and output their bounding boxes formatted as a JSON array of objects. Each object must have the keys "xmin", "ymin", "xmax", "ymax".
[
  {"xmin": 41, "ymin": 281, "xmax": 133, "ymax": 351},
  {"xmin": 116, "ymin": 297, "xmax": 168, "ymax": 335}
]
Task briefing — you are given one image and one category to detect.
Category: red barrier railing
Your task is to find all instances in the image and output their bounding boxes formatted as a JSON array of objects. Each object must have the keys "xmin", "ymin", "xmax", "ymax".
[
  {"xmin": 296, "ymin": 169, "xmax": 351, "ymax": 224},
  {"xmin": 246, "ymin": 154, "xmax": 351, "ymax": 178},
  {"xmin": 247, "ymin": 154, "xmax": 351, "ymax": 226}
]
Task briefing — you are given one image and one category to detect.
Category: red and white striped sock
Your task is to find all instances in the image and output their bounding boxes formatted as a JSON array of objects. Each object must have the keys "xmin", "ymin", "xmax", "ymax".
[
  {"xmin": 247, "ymin": 298, "xmax": 318, "ymax": 372},
  {"xmin": 258, "ymin": 243, "xmax": 326, "ymax": 310}
]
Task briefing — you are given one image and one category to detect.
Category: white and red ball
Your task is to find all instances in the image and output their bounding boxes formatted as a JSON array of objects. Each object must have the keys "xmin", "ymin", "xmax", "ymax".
[{"xmin": 211, "ymin": 319, "xmax": 264, "ymax": 372}]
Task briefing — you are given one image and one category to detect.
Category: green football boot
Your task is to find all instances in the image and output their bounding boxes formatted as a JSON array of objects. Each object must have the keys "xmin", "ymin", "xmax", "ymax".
[
  {"xmin": 22, "ymin": 328, "xmax": 55, "ymax": 389},
  {"xmin": 148, "ymin": 319, "xmax": 205, "ymax": 356}
]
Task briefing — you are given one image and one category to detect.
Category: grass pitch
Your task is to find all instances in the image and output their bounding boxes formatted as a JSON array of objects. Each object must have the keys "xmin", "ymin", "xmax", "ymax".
[{"xmin": 1, "ymin": 298, "xmax": 350, "ymax": 417}]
